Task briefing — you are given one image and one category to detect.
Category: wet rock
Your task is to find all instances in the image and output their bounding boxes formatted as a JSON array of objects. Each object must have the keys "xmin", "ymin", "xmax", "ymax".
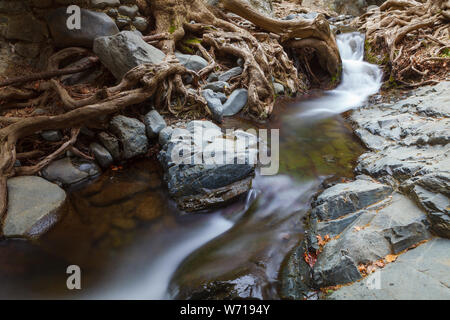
[
  {"xmin": 330, "ymin": 238, "xmax": 450, "ymax": 299},
  {"xmin": 90, "ymin": 142, "xmax": 113, "ymax": 169},
  {"xmin": 3, "ymin": 176, "xmax": 66, "ymax": 239},
  {"xmin": 109, "ymin": 115, "xmax": 148, "ymax": 159},
  {"xmin": 202, "ymin": 89, "xmax": 223, "ymax": 123},
  {"xmin": 218, "ymin": 67, "xmax": 243, "ymax": 82},
  {"xmin": 311, "ymin": 179, "xmax": 393, "ymax": 221},
  {"xmin": 6, "ymin": 14, "xmax": 48, "ymax": 43},
  {"xmin": 175, "ymin": 52, "xmax": 208, "ymax": 72},
  {"xmin": 98, "ymin": 131, "xmax": 121, "ymax": 160},
  {"xmin": 47, "ymin": 8, "xmax": 119, "ymax": 48},
  {"xmin": 202, "ymin": 81, "xmax": 229, "ymax": 93},
  {"xmin": 158, "ymin": 120, "xmax": 256, "ymax": 211},
  {"xmin": 132, "ymin": 17, "xmax": 148, "ymax": 32},
  {"xmin": 144, "ymin": 110, "xmax": 167, "ymax": 138},
  {"xmin": 223, "ymin": 89, "xmax": 248, "ymax": 116},
  {"xmin": 94, "ymin": 31, "xmax": 165, "ymax": 79},
  {"xmin": 91, "ymin": 0, "xmax": 120, "ymax": 8},
  {"xmin": 40, "ymin": 130, "xmax": 63, "ymax": 142},
  {"xmin": 118, "ymin": 5, "xmax": 139, "ymax": 18},
  {"xmin": 41, "ymin": 157, "xmax": 101, "ymax": 187}
]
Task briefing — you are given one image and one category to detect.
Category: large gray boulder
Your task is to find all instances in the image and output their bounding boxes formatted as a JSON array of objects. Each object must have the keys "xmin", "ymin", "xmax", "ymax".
[
  {"xmin": 47, "ymin": 8, "xmax": 119, "ymax": 48},
  {"xmin": 329, "ymin": 238, "xmax": 450, "ymax": 300},
  {"xmin": 3, "ymin": 176, "xmax": 66, "ymax": 239},
  {"xmin": 109, "ymin": 115, "xmax": 148, "ymax": 159},
  {"xmin": 94, "ymin": 31, "xmax": 166, "ymax": 79},
  {"xmin": 158, "ymin": 121, "xmax": 256, "ymax": 211}
]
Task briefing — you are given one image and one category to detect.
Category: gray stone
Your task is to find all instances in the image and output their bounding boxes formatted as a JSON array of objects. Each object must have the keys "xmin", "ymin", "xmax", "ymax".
[
  {"xmin": 98, "ymin": 131, "xmax": 121, "ymax": 160},
  {"xmin": 94, "ymin": 31, "xmax": 166, "ymax": 79},
  {"xmin": 3, "ymin": 176, "xmax": 66, "ymax": 239},
  {"xmin": 40, "ymin": 130, "xmax": 63, "ymax": 142},
  {"xmin": 223, "ymin": 89, "xmax": 248, "ymax": 116},
  {"xmin": 47, "ymin": 8, "xmax": 119, "ymax": 48},
  {"xmin": 107, "ymin": 8, "xmax": 119, "ymax": 18},
  {"xmin": 207, "ymin": 73, "xmax": 219, "ymax": 82},
  {"xmin": 41, "ymin": 157, "xmax": 101, "ymax": 187},
  {"xmin": 61, "ymin": 57, "xmax": 103, "ymax": 85},
  {"xmin": 159, "ymin": 126, "xmax": 174, "ymax": 146},
  {"xmin": 202, "ymin": 89, "xmax": 223, "ymax": 122},
  {"xmin": 109, "ymin": 115, "xmax": 148, "ymax": 159},
  {"xmin": 202, "ymin": 81, "xmax": 229, "ymax": 93},
  {"xmin": 90, "ymin": 142, "xmax": 113, "ymax": 168},
  {"xmin": 6, "ymin": 14, "xmax": 48, "ymax": 43},
  {"xmin": 218, "ymin": 67, "xmax": 243, "ymax": 82},
  {"xmin": 284, "ymin": 12, "xmax": 319, "ymax": 20},
  {"xmin": 116, "ymin": 18, "xmax": 131, "ymax": 29},
  {"xmin": 144, "ymin": 110, "xmax": 167, "ymax": 138},
  {"xmin": 274, "ymin": 82, "xmax": 285, "ymax": 95},
  {"xmin": 330, "ymin": 239, "xmax": 450, "ymax": 300},
  {"xmin": 311, "ymin": 179, "xmax": 393, "ymax": 221},
  {"xmin": 133, "ymin": 17, "xmax": 148, "ymax": 32},
  {"xmin": 91, "ymin": 0, "xmax": 120, "ymax": 8},
  {"xmin": 118, "ymin": 5, "xmax": 139, "ymax": 18},
  {"xmin": 175, "ymin": 52, "xmax": 208, "ymax": 72}
]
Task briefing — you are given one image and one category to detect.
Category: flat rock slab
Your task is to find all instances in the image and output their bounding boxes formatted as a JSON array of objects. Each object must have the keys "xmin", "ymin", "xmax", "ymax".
[
  {"xmin": 330, "ymin": 238, "xmax": 450, "ymax": 300},
  {"xmin": 47, "ymin": 8, "xmax": 119, "ymax": 48},
  {"xmin": 41, "ymin": 157, "xmax": 101, "ymax": 187},
  {"xmin": 3, "ymin": 176, "xmax": 66, "ymax": 239}
]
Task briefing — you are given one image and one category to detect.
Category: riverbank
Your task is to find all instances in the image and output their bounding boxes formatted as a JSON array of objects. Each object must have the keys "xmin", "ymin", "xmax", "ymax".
[{"xmin": 282, "ymin": 81, "xmax": 450, "ymax": 300}]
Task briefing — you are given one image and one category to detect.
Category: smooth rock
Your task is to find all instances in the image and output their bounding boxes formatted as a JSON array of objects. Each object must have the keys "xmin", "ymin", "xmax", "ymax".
[
  {"xmin": 41, "ymin": 157, "xmax": 101, "ymax": 187},
  {"xmin": 3, "ymin": 176, "xmax": 66, "ymax": 239},
  {"xmin": 175, "ymin": 52, "xmax": 208, "ymax": 72},
  {"xmin": 132, "ymin": 17, "xmax": 148, "ymax": 32},
  {"xmin": 203, "ymin": 81, "xmax": 229, "ymax": 93},
  {"xmin": 223, "ymin": 89, "xmax": 248, "ymax": 116},
  {"xmin": 118, "ymin": 5, "xmax": 139, "ymax": 18},
  {"xmin": 274, "ymin": 82, "xmax": 285, "ymax": 95},
  {"xmin": 109, "ymin": 115, "xmax": 148, "ymax": 159},
  {"xmin": 40, "ymin": 130, "xmax": 62, "ymax": 142},
  {"xmin": 91, "ymin": 0, "xmax": 120, "ymax": 8},
  {"xmin": 94, "ymin": 31, "xmax": 166, "ymax": 79},
  {"xmin": 90, "ymin": 142, "xmax": 113, "ymax": 168},
  {"xmin": 47, "ymin": 8, "xmax": 119, "ymax": 48},
  {"xmin": 144, "ymin": 110, "xmax": 167, "ymax": 138},
  {"xmin": 202, "ymin": 89, "xmax": 223, "ymax": 122},
  {"xmin": 98, "ymin": 131, "xmax": 121, "ymax": 160},
  {"xmin": 218, "ymin": 67, "xmax": 243, "ymax": 82}
]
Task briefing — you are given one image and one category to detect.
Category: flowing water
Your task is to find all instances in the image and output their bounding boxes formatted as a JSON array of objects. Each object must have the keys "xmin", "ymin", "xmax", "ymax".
[{"xmin": 0, "ymin": 33, "xmax": 382, "ymax": 299}]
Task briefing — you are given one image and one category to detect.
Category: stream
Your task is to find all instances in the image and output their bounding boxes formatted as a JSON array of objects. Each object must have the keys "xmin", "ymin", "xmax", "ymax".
[{"xmin": 0, "ymin": 32, "xmax": 382, "ymax": 299}]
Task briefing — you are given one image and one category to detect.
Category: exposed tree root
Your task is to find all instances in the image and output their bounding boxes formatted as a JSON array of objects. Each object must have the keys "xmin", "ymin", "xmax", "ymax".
[
  {"xmin": 354, "ymin": 0, "xmax": 450, "ymax": 86},
  {"xmin": 0, "ymin": 0, "xmax": 343, "ymax": 230}
]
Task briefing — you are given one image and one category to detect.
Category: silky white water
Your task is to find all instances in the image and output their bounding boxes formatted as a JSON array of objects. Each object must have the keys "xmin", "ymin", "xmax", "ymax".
[{"xmin": 297, "ymin": 32, "xmax": 383, "ymax": 117}]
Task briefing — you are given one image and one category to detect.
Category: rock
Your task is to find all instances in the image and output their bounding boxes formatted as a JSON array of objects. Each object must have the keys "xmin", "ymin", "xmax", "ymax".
[
  {"xmin": 207, "ymin": 73, "xmax": 219, "ymax": 82},
  {"xmin": 14, "ymin": 42, "xmax": 41, "ymax": 58},
  {"xmin": 144, "ymin": 110, "xmax": 167, "ymax": 138},
  {"xmin": 175, "ymin": 52, "xmax": 208, "ymax": 72},
  {"xmin": 40, "ymin": 130, "xmax": 62, "ymax": 142},
  {"xmin": 159, "ymin": 126, "xmax": 174, "ymax": 146},
  {"xmin": 90, "ymin": 142, "xmax": 113, "ymax": 168},
  {"xmin": 132, "ymin": 17, "xmax": 148, "ymax": 32},
  {"xmin": 6, "ymin": 14, "xmax": 48, "ymax": 43},
  {"xmin": 91, "ymin": 0, "xmax": 120, "ymax": 8},
  {"xmin": 116, "ymin": 18, "xmax": 131, "ymax": 29},
  {"xmin": 98, "ymin": 131, "xmax": 121, "ymax": 160},
  {"xmin": 332, "ymin": 0, "xmax": 386, "ymax": 16},
  {"xmin": 202, "ymin": 81, "xmax": 229, "ymax": 93},
  {"xmin": 284, "ymin": 12, "xmax": 319, "ymax": 20},
  {"xmin": 107, "ymin": 8, "xmax": 118, "ymax": 18},
  {"xmin": 311, "ymin": 179, "xmax": 393, "ymax": 221},
  {"xmin": 274, "ymin": 82, "xmax": 284, "ymax": 95},
  {"xmin": 3, "ymin": 176, "xmax": 66, "ymax": 239},
  {"xmin": 202, "ymin": 89, "xmax": 223, "ymax": 122},
  {"xmin": 118, "ymin": 5, "xmax": 139, "ymax": 18},
  {"xmin": 61, "ymin": 57, "xmax": 103, "ymax": 85},
  {"xmin": 41, "ymin": 157, "xmax": 101, "ymax": 187},
  {"xmin": 329, "ymin": 238, "xmax": 450, "ymax": 300},
  {"xmin": 94, "ymin": 31, "xmax": 165, "ymax": 79},
  {"xmin": 47, "ymin": 8, "xmax": 119, "ymax": 48},
  {"xmin": 109, "ymin": 115, "xmax": 148, "ymax": 159},
  {"xmin": 158, "ymin": 121, "xmax": 256, "ymax": 211},
  {"xmin": 223, "ymin": 89, "xmax": 248, "ymax": 116},
  {"xmin": 312, "ymin": 193, "xmax": 431, "ymax": 287},
  {"xmin": 218, "ymin": 67, "xmax": 243, "ymax": 82}
]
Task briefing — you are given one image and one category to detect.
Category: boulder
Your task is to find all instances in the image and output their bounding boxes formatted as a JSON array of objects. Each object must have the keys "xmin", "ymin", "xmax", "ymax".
[
  {"xmin": 41, "ymin": 157, "xmax": 101, "ymax": 187},
  {"xmin": 94, "ymin": 31, "xmax": 165, "ymax": 79},
  {"xmin": 90, "ymin": 142, "xmax": 113, "ymax": 168},
  {"xmin": 3, "ymin": 176, "xmax": 66, "ymax": 239},
  {"xmin": 47, "ymin": 8, "xmax": 119, "ymax": 48},
  {"xmin": 109, "ymin": 115, "xmax": 148, "ymax": 159},
  {"xmin": 144, "ymin": 110, "xmax": 167, "ymax": 138}
]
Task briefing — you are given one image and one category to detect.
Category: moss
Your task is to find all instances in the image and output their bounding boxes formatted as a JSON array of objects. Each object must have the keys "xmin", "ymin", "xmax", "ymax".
[
  {"xmin": 169, "ymin": 24, "xmax": 176, "ymax": 34},
  {"xmin": 440, "ymin": 48, "xmax": 450, "ymax": 58}
]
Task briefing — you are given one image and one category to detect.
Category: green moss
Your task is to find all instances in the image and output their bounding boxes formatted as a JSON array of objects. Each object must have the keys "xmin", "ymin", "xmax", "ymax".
[
  {"xmin": 440, "ymin": 48, "xmax": 450, "ymax": 58},
  {"xmin": 184, "ymin": 38, "xmax": 202, "ymax": 45},
  {"xmin": 169, "ymin": 25, "xmax": 176, "ymax": 34}
]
